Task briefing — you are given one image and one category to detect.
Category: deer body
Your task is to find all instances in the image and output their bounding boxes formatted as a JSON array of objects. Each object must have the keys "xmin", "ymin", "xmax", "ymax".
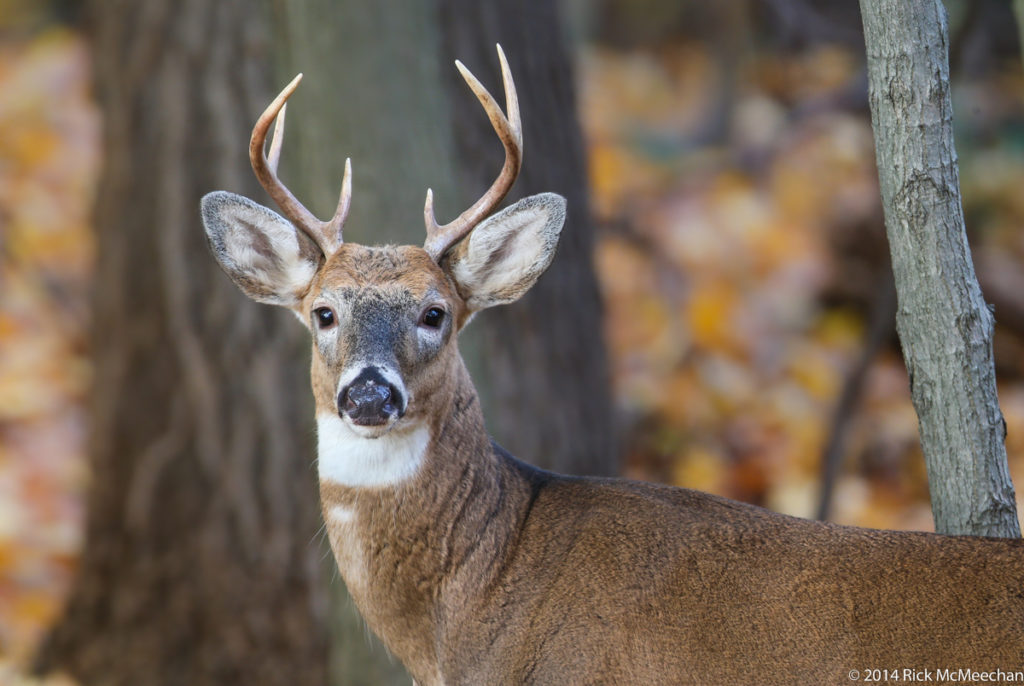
[
  {"xmin": 317, "ymin": 340, "xmax": 1024, "ymax": 685},
  {"xmin": 202, "ymin": 48, "xmax": 1024, "ymax": 685}
]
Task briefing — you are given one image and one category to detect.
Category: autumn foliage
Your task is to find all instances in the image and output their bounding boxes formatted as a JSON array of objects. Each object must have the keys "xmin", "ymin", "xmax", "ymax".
[
  {"xmin": 583, "ymin": 37, "xmax": 1024, "ymax": 531},
  {"xmin": 0, "ymin": 29, "xmax": 95, "ymax": 684},
  {"xmin": 5, "ymin": 10, "xmax": 1024, "ymax": 682}
]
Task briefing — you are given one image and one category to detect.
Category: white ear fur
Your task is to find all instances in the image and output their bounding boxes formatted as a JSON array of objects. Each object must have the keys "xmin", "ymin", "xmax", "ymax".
[
  {"xmin": 201, "ymin": 191, "xmax": 322, "ymax": 308},
  {"xmin": 446, "ymin": 193, "xmax": 566, "ymax": 312}
]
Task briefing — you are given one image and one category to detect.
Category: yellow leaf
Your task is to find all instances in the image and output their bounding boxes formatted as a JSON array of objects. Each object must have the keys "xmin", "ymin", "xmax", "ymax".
[
  {"xmin": 686, "ymin": 279, "xmax": 742, "ymax": 354},
  {"xmin": 672, "ymin": 445, "xmax": 726, "ymax": 493}
]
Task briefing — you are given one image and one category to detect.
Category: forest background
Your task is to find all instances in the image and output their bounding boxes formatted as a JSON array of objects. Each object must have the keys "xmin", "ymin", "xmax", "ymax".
[{"xmin": 3, "ymin": 0, "xmax": 1024, "ymax": 682}]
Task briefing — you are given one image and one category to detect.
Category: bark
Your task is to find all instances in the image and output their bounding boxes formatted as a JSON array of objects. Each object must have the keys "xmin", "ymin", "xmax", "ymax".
[
  {"xmin": 35, "ymin": 2, "xmax": 330, "ymax": 684},
  {"xmin": 859, "ymin": 0, "xmax": 1020, "ymax": 537}
]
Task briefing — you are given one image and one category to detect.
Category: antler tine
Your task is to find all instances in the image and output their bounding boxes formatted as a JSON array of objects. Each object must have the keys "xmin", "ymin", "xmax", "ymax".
[
  {"xmin": 323, "ymin": 158, "xmax": 352, "ymax": 249},
  {"xmin": 423, "ymin": 44, "xmax": 523, "ymax": 262},
  {"xmin": 267, "ymin": 102, "xmax": 286, "ymax": 174},
  {"xmin": 250, "ymin": 73, "xmax": 350, "ymax": 255}
]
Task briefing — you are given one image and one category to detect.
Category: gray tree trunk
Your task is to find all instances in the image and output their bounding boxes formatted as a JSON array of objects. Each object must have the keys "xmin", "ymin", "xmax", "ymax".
[
  {"xmin": 859, "ymin": 0, "xmax": 1020, "ymax": 537},
  {"xmin": 35, "ymin": 1, "xmax": 331, "ymax": 685}
]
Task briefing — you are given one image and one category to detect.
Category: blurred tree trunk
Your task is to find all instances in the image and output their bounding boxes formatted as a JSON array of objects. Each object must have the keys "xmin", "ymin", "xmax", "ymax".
[
  {"xmin": 277, "ymin": 1, "xmax": 615, "ymax": 684},
  {"xmin": 35, "ymin": 1, "xmax": 330, "ymax": 684},
  {"xmin": 438, "ymin": 0, "xmax": 617, "ymax": 478},
  {"xmin": 275, "ymin": 5, "xmax": 454, "ymax": 684},
  {"xmin": 1014, "ymin": 1, "xmax": 1024, "ymax": 73},
  {"xmin": 859, "ymin": 0, "xmax": 1020, "ymax": 537}
]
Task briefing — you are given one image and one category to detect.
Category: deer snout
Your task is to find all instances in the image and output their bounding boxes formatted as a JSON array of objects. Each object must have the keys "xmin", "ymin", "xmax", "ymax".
[{"xmin": 339, "ymin": 367, "xmax": 405, "ymax": 427}]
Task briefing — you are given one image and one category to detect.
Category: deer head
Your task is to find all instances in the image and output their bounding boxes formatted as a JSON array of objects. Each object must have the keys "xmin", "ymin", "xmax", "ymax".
[{"xmin": 200, "ymin": 46, "xmax": 565, "ymax": 485}]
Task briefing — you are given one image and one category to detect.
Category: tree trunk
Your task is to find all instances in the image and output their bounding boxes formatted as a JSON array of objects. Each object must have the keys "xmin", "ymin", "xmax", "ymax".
[
  {"xmin": 274, "ymin": 5, "xmax": 455, "ymax": 684},
  {"xmin": 275, "ymin": 2, "xmax": 615, "ymax": 683},
  {"xmin": 859, "ymin": 0, "xmax": 1020, "ymax": 537},
  {"xmin": 35, "ymin": 2, "xmax": 330, "ymax": 684},
  {"xmin": 438, "ymin": 0, "xmax": 618, "ymax": 477},
  {"xmin": 1014, "ymin": 1, "xmax": 1024, "ymax": 74}
]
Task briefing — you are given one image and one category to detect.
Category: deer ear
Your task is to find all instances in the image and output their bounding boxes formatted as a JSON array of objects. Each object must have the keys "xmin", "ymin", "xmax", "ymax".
[
  {"xmin": 445, "ymin": 193, "xmax": 566, "ymax": 312},
  {"xmin": 201, "ymin": 191, "xmax": 322, "ymax": 308}
]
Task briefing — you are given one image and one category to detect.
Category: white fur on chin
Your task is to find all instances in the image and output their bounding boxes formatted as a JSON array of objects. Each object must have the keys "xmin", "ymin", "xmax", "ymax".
[{"xmin": 317, "ymin": 414, "xmax": 429, "ymax": 487}]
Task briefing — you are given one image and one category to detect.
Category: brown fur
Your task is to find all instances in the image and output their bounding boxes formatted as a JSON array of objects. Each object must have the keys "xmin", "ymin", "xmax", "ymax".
[
  {"xmin": 320, "ymin": 350, "xmax": 1024, "ymax": 685},
  {"xmin": 305, "ymin": 248, "xmax": 1024, "ymax": 686}
]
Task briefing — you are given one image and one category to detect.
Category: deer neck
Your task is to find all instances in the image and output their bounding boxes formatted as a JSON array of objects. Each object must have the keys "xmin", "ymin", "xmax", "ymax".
[{"xmin": 317, "ymin": 355, "xmax": 533, "ymax": 681}]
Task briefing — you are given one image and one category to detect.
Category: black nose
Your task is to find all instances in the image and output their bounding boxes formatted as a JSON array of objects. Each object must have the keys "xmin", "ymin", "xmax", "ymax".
[{"xmin": 339, "ymin": 367, "xmax": 404, "ymax": 426}]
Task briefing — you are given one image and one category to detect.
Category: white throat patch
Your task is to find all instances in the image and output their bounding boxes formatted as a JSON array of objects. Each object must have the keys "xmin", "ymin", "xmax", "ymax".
[{"xmin": 317, "ymin": 414, "xmax": 430, "ymax": 487}]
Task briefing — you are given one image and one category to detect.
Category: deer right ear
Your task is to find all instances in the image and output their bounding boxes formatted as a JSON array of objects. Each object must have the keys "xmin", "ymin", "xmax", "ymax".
[
  {"xmin": 444, "ymin": 193, "xmax": 566, "ymax": 313},
  {"xmin": 201, "ymin": 191, "xmax": 322, "ymax": 308}
]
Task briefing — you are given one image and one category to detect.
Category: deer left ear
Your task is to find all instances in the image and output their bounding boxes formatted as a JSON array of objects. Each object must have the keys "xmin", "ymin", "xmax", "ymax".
[
  {"xmin": 201, "ymin": 190, "xmax": 323, "ymax": 308},
  {"xmin": 444, "ymin": 193, "xmax": 566, "ymax": 313}
]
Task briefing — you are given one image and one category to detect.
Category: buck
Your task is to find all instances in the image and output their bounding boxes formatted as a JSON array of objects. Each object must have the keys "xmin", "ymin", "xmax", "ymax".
[{"xmin": 201, "ymin": 47, "xmax": 1024, "ymax": 685}]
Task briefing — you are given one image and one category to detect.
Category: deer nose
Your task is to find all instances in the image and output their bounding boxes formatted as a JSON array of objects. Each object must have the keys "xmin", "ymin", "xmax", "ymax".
[{"xmin": 339, "ymin": 367, "xmax": 404, "ymax": 426}]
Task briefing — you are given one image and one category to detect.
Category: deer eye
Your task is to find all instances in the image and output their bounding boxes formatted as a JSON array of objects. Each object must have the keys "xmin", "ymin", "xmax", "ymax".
[
  {"xmin": 420, "ymin": 306, "xmax": 445, "ymax": 329},
  {"xmin": 313, "ymin": 307, "xmax": 336, "ymax": 329}
]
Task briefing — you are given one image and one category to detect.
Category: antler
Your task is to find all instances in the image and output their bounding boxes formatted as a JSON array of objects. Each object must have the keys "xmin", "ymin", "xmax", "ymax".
[
  {"xmin": 250, "ymin": 73, "xmax": 352, "ymax": 256},
  {"xmin": 423, "ymin": 44, "xmax": 523, "ymax": 262}
]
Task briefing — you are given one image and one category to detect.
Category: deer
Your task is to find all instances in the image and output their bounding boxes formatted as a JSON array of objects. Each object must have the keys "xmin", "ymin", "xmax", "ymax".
[{"xmin": 200, "ymin": 46, "xmax": 1024, "ymax": 685}]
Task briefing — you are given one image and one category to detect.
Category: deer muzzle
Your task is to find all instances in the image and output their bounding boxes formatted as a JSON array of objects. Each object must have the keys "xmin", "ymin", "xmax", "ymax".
[{"xmin": 339, "ymin": 366, "xmax": 405, "ymax": 427}]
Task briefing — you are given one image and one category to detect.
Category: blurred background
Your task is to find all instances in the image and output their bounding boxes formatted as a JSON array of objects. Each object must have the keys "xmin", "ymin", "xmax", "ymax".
[{"xmin": 3, "ymin": 0, "xmax": 1024, "ymax": 683}]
